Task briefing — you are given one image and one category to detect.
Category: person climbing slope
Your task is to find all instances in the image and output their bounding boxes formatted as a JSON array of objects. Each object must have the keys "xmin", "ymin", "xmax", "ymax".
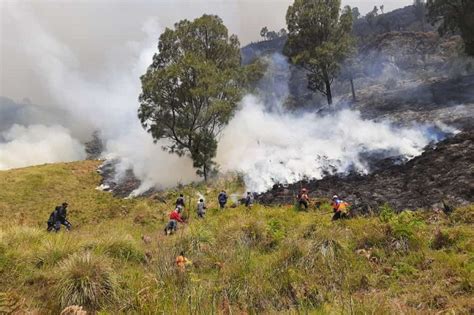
[
  {"xmin": 176, "ymin": 194, "xmax": 185, "ymax": 208},
  {"xmin": 218, "ymin": 190, "xmax": 228, "ymax": 209},
  {"xmin": 164, "ymin": 207, "xmax": 185, "ymax": 235},
  {"xmin": 197, "ymin": 198, "xmax": 207, "ymax": 218},
  {"xmin": 176, "ymin": 251, "xmax": 192, "ymax": 272}
]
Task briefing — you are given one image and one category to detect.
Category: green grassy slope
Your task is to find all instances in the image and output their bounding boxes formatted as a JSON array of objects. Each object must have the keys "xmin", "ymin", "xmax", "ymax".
[{"xmin": 0, "ymin": 161, "xmax": 473, "ymax": 314}]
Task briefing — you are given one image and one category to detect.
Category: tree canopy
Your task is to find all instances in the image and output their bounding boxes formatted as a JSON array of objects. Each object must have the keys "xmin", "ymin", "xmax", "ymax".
[
  {"xmin": 427, "ymin": 0, "xmax": 474, "ymax": 56},
  {"xmin": 284, "ymin": 0, "xmax": 353, "ymax": 105},
  {"xmin": 138, "ymin": 15, "xmax": 243, "ymax": 180}
]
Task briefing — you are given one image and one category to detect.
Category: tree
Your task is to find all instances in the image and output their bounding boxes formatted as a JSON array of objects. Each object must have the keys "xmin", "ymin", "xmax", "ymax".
[
  {"xmin": 339, "ymin": 55, "xmax": 362, "ymax": 102},
  {"xmin": 138, "ymin": 15, "xmax": 243, "ymax": 181},
  {"xmin": 260, "ymin": 26, "xmax": 268, "ymax": 39},
  {"xmin": 414, "ymin": 0, "xmax": 427, "ymax": 31},
  {"xmin": 284, "ymin": 0, "xmax": 353, "ymax": 105},
  {"xmin": 351, "ymin": 7, "xmax": 361, "ymax": 20},
  {"xmin": 376, "ymin": 14, "xmax": 392, "ymax": 32},
  {"xmin": 366, "ymin": 6, "xmax": 379, "ymax": 29},
  {"xmin": 279, "ymin": 28, "xmax": 288, "ymax": 37},
  {"xmin": 427, "ymin": 0, "xmax": 474, "ymax": 56},
  {"xmin": 266, "ymin": 31, "xmax": 279, "ymax": 40}
]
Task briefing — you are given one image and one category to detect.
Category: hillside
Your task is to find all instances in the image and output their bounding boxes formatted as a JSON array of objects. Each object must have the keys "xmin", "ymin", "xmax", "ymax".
[
  {"xmin": 260, "ymin": 130, "xmax": 474, "ymax": 212},
  {"xmin": 1, "ymin": 161, "xmax": 473, "ymax": 314}
]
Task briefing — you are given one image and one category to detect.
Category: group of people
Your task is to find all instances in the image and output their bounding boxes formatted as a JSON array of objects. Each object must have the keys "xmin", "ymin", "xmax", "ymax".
[
  {"xmin": 297, "ymin": 188, "xmax": 350, "ymax": 220},
  {"xmin": 46, "ymin": 190, "xmax": 348, "ymax": 237},
  {"xmin": 164, "ymin": 191, "xmax": 254, "ymax": 235}
]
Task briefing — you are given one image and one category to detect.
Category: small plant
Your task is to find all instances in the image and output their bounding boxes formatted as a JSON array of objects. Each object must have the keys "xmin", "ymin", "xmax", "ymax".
[
  {"xmin": 56, "ymin": 252, "xmax": 117, "ymax": 311},
  {"xmin": 379, "ymin": 203, "xmax": 395, "ymax": 223},
  {"xmin": 430, "ymin": 229, "xmax": 454, "ymax": 250}
]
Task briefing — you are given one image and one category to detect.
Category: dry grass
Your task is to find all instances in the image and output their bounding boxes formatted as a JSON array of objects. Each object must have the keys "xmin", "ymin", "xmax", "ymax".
[{"xmin": 0, "ymin": 161, "xmax": 473, "ymax": 313}]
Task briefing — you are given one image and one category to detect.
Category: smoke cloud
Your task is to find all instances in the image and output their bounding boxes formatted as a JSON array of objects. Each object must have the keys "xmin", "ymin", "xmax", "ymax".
[
  {"xmin": 1, "ymin": 3, "xmax": 450, "ymax": 194},
  {"xmin": 0, "ymin": 124, "xmax": 86, "ymax": 170}
]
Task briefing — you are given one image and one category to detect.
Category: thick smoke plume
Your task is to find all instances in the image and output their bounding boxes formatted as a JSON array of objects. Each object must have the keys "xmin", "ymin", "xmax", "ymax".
[{"xmin": 1, "ymin": 4, "xmax": 452, "ymax": 194}]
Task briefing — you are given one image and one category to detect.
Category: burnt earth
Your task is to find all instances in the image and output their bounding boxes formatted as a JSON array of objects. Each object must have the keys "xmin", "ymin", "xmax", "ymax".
[{"xmin": 258, "ymin": 130, "xmax": 474, "ymax": 213}]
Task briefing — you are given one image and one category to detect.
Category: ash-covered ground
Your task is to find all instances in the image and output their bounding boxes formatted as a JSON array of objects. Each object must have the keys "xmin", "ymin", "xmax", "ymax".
[{"xmin": 258, "ymin": 129, "xmax": 474, "ymax": 212}]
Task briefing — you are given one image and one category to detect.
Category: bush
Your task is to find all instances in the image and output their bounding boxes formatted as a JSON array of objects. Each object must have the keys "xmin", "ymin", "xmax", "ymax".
[
  {"xmin": 56, "ymin": 252, "xmax": 117, "ymax": 311},
  {"xmin": 379, "ymin": 203, "xmax": 395, "ymax": 223},
  {"xmin": 430, "ymin": 229, "xmax": 455, "ymax": 250},
  {"xmin": 100, "ymin": 235, "xmax": 144, "ymax": 263},
  {"xmin": 450, "ymin": 205, "xmax": 474, "ymax": 224},
  {"xmin": 34, "ymin": 236, "xmax": 79, "ymax": 268}
]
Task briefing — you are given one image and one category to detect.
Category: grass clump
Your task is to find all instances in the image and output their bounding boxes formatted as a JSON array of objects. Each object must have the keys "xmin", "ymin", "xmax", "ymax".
[
  {"xmin": 55, "ymin": 252, "xmax": 117, "ymax": 311},
  {"xmin": 98, "ymin": 235, "xmax": 145, "ymax": 263}
]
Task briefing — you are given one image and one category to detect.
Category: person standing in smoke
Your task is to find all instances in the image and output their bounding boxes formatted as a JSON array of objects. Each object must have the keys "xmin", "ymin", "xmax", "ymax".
[
  {"xmin": 244, "ymin": 192, "xmax": 253, "ymax": 208},
  {"xmin": 218, "ymin": 190, "xmax": 228, "ymax": 209}
]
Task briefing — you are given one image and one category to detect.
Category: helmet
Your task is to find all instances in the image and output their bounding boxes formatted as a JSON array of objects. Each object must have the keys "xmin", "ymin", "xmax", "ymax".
[
  {"xmin": 332, "ymin": 195, "xmax": 338, "ymax": 200},
  {"xmin": 302, "ymin": 188, "xmax": 307, "ymax": 192}
]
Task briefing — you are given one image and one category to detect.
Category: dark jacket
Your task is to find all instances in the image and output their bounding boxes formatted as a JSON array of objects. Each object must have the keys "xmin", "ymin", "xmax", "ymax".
[
  {"xmin": 56, "ymin": 205, "xmax": 67, "ymax": 220},
  {"xmin": 218, "ymin": 192, "xmax": 228, "ymax": 203}
]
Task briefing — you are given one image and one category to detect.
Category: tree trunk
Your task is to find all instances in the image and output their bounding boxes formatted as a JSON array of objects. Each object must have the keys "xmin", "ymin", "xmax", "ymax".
[
  {"xmin": 325, "ymin": 79, "xmax": 332, "ymax": 105},
  {"xmin": 350, "ymin": 77, "xmax": 356, "ymax": 102},
  {"xmin": 203, "ymin": 164, "xmax": 208, "ymax": 182}
]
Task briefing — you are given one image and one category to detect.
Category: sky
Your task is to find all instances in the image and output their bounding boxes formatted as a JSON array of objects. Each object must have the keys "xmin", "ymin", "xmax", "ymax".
[{"xmin": 1, "ymin": 0, "xmax": 413, "ymax": 105}]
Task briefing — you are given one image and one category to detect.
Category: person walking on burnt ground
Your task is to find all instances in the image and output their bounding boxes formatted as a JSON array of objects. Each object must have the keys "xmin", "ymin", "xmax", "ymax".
[{"xmin": 244, "ymin": 192, "xmax": 253, "ymax": 208}]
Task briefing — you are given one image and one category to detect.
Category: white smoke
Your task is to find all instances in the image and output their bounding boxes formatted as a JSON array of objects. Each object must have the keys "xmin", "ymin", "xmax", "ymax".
[
  {"xmin": 1, "ymin": 4, "xmax": 450, "ymax": 194},
  {"xmin": 217, "ymin": 96, "xmax": 434, "ymax": 192},
  {"xmin": 1, "ymin": 3, "xmax": 198, "ymax": 189},
  {"xmin": 215, "ymin": 53, "xmax": 446, "ymax": 192},
  {"xmin": 0, "ymin": 125, "xmax": 85, "ymax": 170}
]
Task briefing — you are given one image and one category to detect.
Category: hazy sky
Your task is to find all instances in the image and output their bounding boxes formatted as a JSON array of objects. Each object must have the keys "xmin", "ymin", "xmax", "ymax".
[{"xmin": 0, "ymin": 0, "xmax": 412, "ymax": 105}]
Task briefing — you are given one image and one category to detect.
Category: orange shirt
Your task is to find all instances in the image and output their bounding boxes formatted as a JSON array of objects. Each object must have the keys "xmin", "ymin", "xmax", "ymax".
[{"xmin": 176, "ymin": 255, "xmax": 188, "ymax": 271}]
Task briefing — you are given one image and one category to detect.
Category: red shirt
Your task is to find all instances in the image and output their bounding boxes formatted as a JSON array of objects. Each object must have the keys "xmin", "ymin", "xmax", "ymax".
[{"xmin": 170, "ymin": 210, "xmax": 184, "ymax": 223}]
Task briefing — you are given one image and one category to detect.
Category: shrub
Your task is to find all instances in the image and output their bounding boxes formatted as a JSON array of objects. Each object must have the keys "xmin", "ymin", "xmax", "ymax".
[
  {"xmin": 450, "ymin": 205, "xmax": 474, "ymax": 224},
  {"xmin": 34, "ymin": 236, "xmax": 79, "ymax": 268},
  {"xmin": 56, "ymin": 252, "xmax": 117, "ymax": 311},
  {"xmin": 100, "ymin": 235, "xmax": 144, "ymax": 263},
  {"xmin": 379, "ymin": 203, "xmax": 395, "ymax": 223},
  {"xmin": 430, "ymin": 229, "xmax": 455, "ymax": 250}
]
